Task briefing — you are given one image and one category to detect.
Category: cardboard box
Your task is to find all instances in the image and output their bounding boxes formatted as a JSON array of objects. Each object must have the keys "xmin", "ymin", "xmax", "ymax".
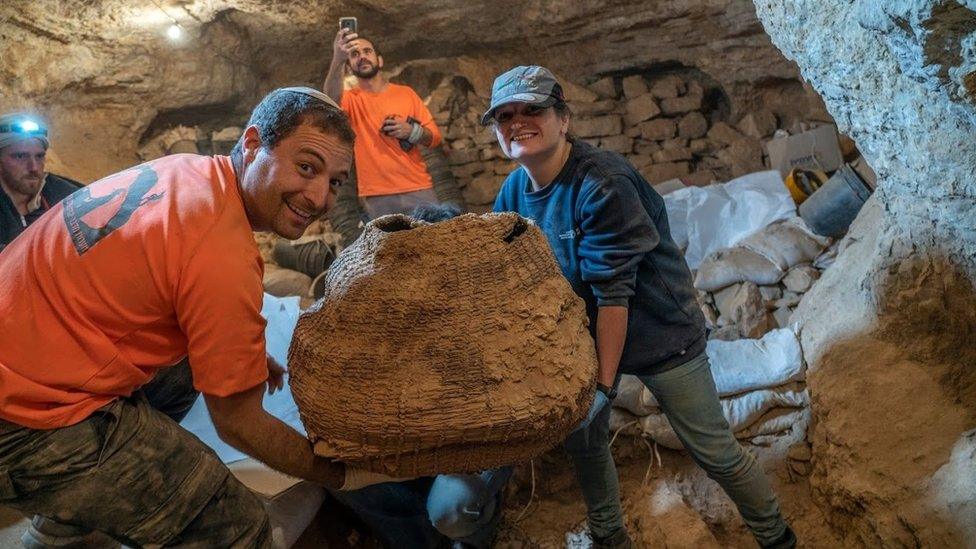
[{"xmin": 766, "ymin": 124, "xmax": 844, "ymax": 177}]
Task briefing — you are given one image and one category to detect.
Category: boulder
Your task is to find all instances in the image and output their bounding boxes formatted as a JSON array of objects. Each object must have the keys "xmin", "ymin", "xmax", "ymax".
[
  {"xmin": 737, "ymin": 109, "xmax": 778, "ymax": 139},
  {"xmin": 600, "ymin": 134, "xmax": 635, "ymax": 154},
  {"xmin": 660, "ymin": 94, "xmax": 703, "ymax": 115},
  {"xmin": 706, "ymin": 121, "xmax": 744, "ymax": 147},
  {"xmin": 782, "ymin": 264, "xmax": 821, "ymax": 293},
  {"xmin": 587, "ymin": 76, "xmax": 617, "ymax": 99},
  {"xmin": 622, "ymin": 75, "xmax": 649, "ymax": 99},
  {"xmin": 649, "ymin": 75, "xmax": 685, "ymax": 99},
  {"xmin": 639, "ymin": 118, "xmax": 677, "ymax": 141},
  {"xmin": 639, "ymin": 162, "xmax": 691, "ymax": 184},
  {"xmin": 572, "ymin": 115, "xmax": 623, "ymax": 138},
  {"xmin": 678, "ymin": 111, "xmax": 709, "ymax": 139},
  {"xmin": 623, "ymin": 94, "xmax": 662, "ymax": 127}
]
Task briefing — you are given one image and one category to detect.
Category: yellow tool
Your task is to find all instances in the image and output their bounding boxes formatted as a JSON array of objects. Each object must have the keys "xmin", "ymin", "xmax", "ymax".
[{"xmin": 784, "ymin": 168, "xmax": 828, "ymax": 205}]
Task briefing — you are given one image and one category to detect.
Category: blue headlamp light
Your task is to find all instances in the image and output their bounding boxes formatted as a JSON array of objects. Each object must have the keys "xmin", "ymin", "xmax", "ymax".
[{"xmin": 0, "ymin": 119, "xmax": 48, "ymax": 136}]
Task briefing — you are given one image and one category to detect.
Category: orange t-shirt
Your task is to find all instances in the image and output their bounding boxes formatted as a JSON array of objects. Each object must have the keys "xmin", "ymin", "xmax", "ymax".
[
  {"xmin": 0, "ymin": 154, "xmax": 268, "ymax": 429},
  {"xmin": 341, "ymin": 84, "xmax": 443, "ymax": 197}
]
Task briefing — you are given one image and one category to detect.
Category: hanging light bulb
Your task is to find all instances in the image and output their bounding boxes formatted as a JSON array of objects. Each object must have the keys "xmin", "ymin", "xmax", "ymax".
[{"xmin": 167, "ymin": 23, "xmax": 182, "ymax": 40}]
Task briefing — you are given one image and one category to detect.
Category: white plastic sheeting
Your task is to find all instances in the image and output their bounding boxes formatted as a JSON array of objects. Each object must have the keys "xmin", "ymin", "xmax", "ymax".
[
  {"xmin": 180, "ymin": 293, "xmax": 306, "ymax": 464},
  {"xmin": 664, "ymin": 170, "xmax": 796, "ymax": 269}
]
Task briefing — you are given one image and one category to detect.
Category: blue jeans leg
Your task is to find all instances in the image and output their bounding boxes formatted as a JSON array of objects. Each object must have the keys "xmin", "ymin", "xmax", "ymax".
[
  {"xmin": 329, "ymin": 478, "xmax": 444, "ymax": 548},
  {"xmin": 426, "ymin": 467, "xmax": 513, "ymax": 548},
  {"xmin": 637, "ymin": 351, "xmax": 787, "ymax": 545},
  {"xmin": 562, "ymin": 396, "xmax": 624, "ymax": 540}
]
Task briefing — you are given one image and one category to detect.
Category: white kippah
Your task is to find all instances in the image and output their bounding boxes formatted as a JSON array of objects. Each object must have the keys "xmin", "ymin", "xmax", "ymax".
[{"xmin": 278, "ymin": 87, "xmax": 342, "ymax": 110}]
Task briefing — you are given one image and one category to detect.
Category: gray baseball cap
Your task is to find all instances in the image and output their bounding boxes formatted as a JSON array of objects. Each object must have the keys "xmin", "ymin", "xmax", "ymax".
[
  {"xmin": 480, "ymin": 65, "xmax": 565, "ymax": 126},
  {"xmin": 0, "ymin": 112, "xmax": 50, "ymax": 150}
]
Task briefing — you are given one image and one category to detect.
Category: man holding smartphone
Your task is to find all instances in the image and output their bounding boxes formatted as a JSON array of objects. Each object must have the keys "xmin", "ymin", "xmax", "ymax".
[{"xmin": 323, "ymin": 22, "xmax": 444, "ymax": 219}]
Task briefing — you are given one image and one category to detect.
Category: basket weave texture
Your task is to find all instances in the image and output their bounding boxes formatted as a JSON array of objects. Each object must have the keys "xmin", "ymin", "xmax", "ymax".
[{"xmin": 288, "ymin": 213, "xmax": 597, "ymax": 476}]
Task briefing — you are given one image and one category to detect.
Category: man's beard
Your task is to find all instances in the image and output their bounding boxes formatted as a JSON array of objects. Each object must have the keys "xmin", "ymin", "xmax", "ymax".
[
  {"xmin": 352, "ymin": 62, "xmax": 380, "ymax": 79},
  {"xmin": 0, "ymin": 168, "xmax": 44, "ymax": 198}
]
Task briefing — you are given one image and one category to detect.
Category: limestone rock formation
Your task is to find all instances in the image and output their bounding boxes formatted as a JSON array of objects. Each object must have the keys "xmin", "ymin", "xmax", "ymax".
[
  {"xmin": 754, "ymin": 1, "xmax": 976, "ymax": 545},
  {"xmin": 1, "ymin": 0, "xmax": 828, "ymax": 184}
]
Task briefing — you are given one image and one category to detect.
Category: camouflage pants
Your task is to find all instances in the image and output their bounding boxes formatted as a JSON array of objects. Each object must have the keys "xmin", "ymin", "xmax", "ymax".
[{"xmin": 0, "ymin": 362, "xmax": 272, "ymax": 548}]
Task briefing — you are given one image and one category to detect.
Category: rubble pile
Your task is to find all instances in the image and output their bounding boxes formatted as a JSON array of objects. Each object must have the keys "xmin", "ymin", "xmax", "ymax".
[{"xmin": 695, "ymin": 219, "xmax": 837, "ymax": 341}]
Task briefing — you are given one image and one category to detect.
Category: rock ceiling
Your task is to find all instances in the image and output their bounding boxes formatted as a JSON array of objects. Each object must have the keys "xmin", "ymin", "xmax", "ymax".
[{"xmin": 1, "ymin": 0, "xmax": 816, "ymax": 180}]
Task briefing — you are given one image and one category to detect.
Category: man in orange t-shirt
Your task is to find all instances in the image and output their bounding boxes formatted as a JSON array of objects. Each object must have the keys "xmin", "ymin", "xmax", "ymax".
[
  {"xmin": 323, "ymin": 29, "xmax": 444, "ymax": 219},
  {"xmin": 0, "ymin": 87, "xmax": 393, "ymax": 548}
]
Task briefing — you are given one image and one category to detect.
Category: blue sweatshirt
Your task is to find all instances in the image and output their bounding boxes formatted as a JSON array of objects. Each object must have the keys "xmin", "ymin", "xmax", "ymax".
[{"xmin": 494, "ymin": 140, "xmax": 705, "ymax": 375}]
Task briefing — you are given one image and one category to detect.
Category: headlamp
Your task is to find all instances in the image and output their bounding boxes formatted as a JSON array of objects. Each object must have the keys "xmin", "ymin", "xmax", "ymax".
[{"xmin": 0, "ymin": 119, "xmax": 48, "ymax": 136}]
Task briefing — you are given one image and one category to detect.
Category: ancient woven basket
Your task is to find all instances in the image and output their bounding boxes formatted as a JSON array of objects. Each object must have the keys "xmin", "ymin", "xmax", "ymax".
[{"xmin": 289, "ymin": 213, "xmax": 597, "ymax": 476}]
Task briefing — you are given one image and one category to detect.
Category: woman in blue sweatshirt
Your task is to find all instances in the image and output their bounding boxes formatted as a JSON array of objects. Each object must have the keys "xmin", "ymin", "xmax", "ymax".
[{"xmin": 486, "ymin": 66, "xmax": 795, "ymax": 549}]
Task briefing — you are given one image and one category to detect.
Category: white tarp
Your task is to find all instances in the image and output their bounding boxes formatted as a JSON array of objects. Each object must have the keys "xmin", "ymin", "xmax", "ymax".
[
  {"xmin": 180, "ymin": 293, "xmax": 305, "ymax": 464},
  {"xmin": 706, "ymin": 325, "xmax": 805, "ymax": 398},
  {"xmin": 664, "ymin": 170, "xmax": 796, "ymax": 269}
]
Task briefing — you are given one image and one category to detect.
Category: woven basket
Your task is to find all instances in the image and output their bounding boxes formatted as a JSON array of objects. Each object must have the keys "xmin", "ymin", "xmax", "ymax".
[{"xmin": 288, "ymin": 212, "xmax": 597, "ymax": 476}]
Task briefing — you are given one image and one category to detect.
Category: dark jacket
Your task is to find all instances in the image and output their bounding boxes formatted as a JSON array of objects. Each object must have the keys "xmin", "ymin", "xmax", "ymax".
[
  {"xmin": 494, "ymin": 140, "xmax": 705, "ymax": 375},
  {"xmin": 0, "ymin": 173, "xmax": 83, "ymax": 251}
]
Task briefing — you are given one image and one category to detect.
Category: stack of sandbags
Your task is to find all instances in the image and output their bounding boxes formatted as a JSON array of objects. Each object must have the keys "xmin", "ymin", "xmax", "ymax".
[
  {"xmin": 693, "ymin": 217, "xmax": 832, "ymax": 340},
  {"xmin": 610, "ymin": 327, "xmax": 808, "ymax": 449},
  {"xmin": 289, "ymin": 213, "xmax": 597, "ymax": 476}
]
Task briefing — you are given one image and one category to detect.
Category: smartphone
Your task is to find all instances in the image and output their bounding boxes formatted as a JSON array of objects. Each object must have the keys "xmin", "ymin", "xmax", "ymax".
[{"xmin": 339, "ymin": 17, "xmax": 357, "ymax": 34}]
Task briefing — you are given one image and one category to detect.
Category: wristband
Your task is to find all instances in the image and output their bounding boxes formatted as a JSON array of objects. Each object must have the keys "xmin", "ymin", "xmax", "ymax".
[
  {"xmin": 596, "ymin": 382, "xmax": 617, "ymax": 400},
  {"xmin": 406, "ymin": 122, "xmax": 424, "ymax": 144}
]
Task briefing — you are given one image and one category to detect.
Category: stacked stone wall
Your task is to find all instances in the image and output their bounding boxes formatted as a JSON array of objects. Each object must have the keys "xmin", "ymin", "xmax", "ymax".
[{"xmin": 421, "ymin": 68, "xmax": 832, "ymax": 211}]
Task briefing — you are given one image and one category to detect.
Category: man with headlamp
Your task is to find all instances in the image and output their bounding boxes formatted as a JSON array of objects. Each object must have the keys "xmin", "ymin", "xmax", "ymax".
[{"xmin": 0, "ymin": 112, "xmax": 82, "ymax": 251}]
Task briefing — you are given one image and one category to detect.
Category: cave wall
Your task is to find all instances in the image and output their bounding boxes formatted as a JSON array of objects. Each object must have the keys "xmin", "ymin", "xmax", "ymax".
[
  {"xmin": 753, "ymin": 0, "xmax": 976, "ymax": 545},
  {"xmin": 1, "ymin": 0, "xmax": 827, "ymax": 183}
]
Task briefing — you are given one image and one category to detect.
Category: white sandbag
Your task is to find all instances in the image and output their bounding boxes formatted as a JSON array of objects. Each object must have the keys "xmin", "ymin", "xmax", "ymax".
[
  {"xmin": 735, "ymin": 408, "xmax": 808, "ymax": 439},
  {"xmin": 723, "ymin": 383, "xmax": 807, "ymax": 429},
  {"xmin": 637, "ymin": 384, "xmax": 808, "ymax": 449},
  {"xmin": 694, "ymin": 247, "xmax": 785, "ymax": 291},
  {"xmin": 706, "ymin": 326, "xmax": 805, "ymax": 397},
  {"xmin": 627, "ymin": 326, "xmax": 805, "ymax": 411},
  {"xmin": 664, "ymin": 170, "xmax": 796, "ymax": 269},
  {"xmin": 739, "ymin": 217, "xmax": 830, "ymax": 271},
  {"xmin": 609, "ymin": 407, "xmax": 643, "ymax": 437},
  {"xmin": 615, "ymin": 375, "xmax": 659, "ymax": 416},
  {"xmin": 639, "ymin": 413, "xmax": 683, "ymax": 449}
]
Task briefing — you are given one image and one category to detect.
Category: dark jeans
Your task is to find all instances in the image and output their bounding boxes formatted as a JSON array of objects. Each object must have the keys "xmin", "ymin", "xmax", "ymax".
[
  {"xmin": 565, "ymin": 352, "xmax": 788, "ymax": 544},
  {"xmin": 0, "ymin": 360, "xmax": 272, "ymax": 548}
]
